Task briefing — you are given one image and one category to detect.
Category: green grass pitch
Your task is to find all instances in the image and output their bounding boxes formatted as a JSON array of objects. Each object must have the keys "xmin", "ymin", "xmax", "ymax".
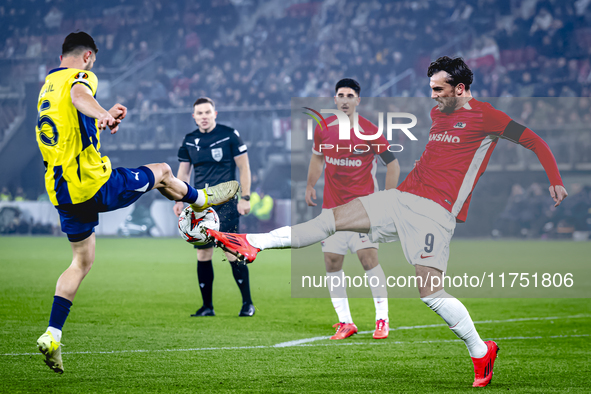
[{"xmin": 1, "ymin": 236, "xmax": 589, "ymax": 393}]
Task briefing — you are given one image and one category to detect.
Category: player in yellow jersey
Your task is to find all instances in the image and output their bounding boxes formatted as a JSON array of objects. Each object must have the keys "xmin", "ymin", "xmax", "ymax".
[{"xmin": 35, "ymin": 32, "xmax": 240, "ymax": 374}]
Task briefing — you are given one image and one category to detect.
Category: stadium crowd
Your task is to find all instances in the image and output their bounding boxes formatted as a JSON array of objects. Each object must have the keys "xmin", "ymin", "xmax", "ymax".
[
  {"xmin": 492, "ymin": 182, "xmax": 591, "ymax": 239},
  {"xmin": 1, "ymin": 0, "xmax": 591, "ymax": 109}
]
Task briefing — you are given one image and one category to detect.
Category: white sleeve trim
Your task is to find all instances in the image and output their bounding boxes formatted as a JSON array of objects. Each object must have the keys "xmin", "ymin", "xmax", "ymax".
[
  {"xmin": 312, "ymin": 148, "xmax": 323, "ymax": 156},
  {"xmin": 72, "ymin": 79, "xmax": 91, "ymax": 88},
  {"xmin": 71, "ymin": 79, "xmax": 93, "ymax": 94},
  {"xmin": 238, "ymin": 144, "xmax": 247, "ymax": 152}
]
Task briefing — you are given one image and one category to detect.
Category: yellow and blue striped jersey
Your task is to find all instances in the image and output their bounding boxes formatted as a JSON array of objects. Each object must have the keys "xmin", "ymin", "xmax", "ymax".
[{"xmin": 36, "ymin": 67, "xmax": 112, "ymax": 206}]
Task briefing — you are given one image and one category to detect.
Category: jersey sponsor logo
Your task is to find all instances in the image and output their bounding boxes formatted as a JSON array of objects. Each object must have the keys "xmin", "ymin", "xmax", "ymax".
[
  {"xmin": 420, "ymin": 254, "xmax": 433, "ymax": 259},
  {"xmin": 453, "ymin": 122, "xmax": 467, "ymax": 128},
  {"xmin": 429, "ymin": 131, "xmax": 460, "ymax": 143},
  {"xmin": 211, "ymin": 147, "xmax": 223, "ymax": 162},
  {"xmin": 325, "ymin": 156, "xmax": 362, "ymax": 167}
]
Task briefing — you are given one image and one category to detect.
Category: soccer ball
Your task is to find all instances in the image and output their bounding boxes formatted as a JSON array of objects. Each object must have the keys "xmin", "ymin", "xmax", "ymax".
[{"xmin": 178, "ymin": 206, "xmax": 220, "ymax": 245}]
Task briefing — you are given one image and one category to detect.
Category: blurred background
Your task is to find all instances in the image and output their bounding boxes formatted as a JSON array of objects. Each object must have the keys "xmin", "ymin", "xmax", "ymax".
[{"xmin": 0, "ymin": 0, "xmax": 590, "ymax": 239}]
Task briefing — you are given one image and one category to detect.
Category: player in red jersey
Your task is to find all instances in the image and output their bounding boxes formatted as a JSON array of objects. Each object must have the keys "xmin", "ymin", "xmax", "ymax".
[
  {"xmin": 209, "ymin": 56, "xmax": 568, "ymax": 387},
  {"xmin": 307, "ymin": 79, "xmax": 400, "ymax": 340}
]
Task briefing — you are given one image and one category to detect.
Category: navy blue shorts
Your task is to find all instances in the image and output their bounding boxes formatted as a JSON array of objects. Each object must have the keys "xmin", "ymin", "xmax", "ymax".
[
  {"xmin": 195, "ymin": 198, "xmax": 239, "ymax": 250},
  {"xmin": 56, "ymin": 166, "xmax": 155, "ymax": 242}
]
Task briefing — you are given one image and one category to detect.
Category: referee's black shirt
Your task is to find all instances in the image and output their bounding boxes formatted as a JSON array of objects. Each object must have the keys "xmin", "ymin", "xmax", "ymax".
[{"xmin": 178, "ymin": 124, "xmax": 248, "ymax": 189}]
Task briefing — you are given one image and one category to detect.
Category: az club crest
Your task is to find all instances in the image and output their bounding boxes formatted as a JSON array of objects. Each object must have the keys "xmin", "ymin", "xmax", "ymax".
[
  {"xmin": 453, "ymin": 122, "xmax": 467, "ymax": 128},
  {"xmin": 211, "ymin": 148, "xmax": 223, "ymax": 162}
]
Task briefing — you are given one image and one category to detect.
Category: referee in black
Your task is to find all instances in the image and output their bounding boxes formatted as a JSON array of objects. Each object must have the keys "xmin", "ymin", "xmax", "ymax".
[{"xmin": 174, "ymin": 97, "xmax": 254, "ymax": 317}]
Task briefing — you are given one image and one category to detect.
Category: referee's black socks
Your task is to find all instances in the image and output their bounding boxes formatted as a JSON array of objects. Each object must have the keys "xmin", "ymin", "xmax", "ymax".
[
  {"xmin": 230, "ymin": 260, "xmax": 253, "ymax": 305},
  {"xmin": 197, "ymin": 260, "xmax": 214, "ymax": 309}
]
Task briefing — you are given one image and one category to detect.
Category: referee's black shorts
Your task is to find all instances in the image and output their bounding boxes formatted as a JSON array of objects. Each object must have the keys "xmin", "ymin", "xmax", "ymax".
[{"xmin": 195, "ymin": 198, "xmax": 239, "ymax": 250}]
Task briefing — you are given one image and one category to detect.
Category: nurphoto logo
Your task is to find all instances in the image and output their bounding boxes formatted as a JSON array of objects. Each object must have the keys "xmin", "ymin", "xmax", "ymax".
[{"xmin": 303, "ymin": 107, "xmax": 418, "ymax": 153}]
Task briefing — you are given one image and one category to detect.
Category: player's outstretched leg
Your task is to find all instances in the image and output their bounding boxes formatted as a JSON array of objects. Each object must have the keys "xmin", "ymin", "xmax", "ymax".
[
  {"xmin": 37, "ymin": 233, "xmax": 96, "ymax": 373},
  {"xmin": 143, "ymin": 163, "xmax": 239, "ymax": 211},
  {"xmin": 416, "ymin": 265, "xmax": 496, "ymax": 387},
  {"xmin": 197, "ymin": 181, "xmax": 240, "ymax": 212},
  {"xmin": 208, "ymin": 199, "xmax": 371, "ymax": 262}
]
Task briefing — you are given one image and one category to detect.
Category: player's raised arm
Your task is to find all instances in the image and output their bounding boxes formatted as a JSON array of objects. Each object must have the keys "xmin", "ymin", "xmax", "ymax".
[
  {"xmin": 515, "ymin": 127, "xmax": 568, "ymax": 206},
  {"xmin": 484, "ymin": 107, "xmax": 568, "ymax": 207},
  {"xmin": 70, "ymin": 84, "xmax": 118, "ymax": 133},
  {"xmin": 306, "ymin": 153, "xmax": 324, "ymax": 206}
]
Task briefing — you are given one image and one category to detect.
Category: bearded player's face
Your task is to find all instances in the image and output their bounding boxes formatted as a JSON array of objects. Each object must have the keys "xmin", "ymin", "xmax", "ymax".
[{"xmin": 430, "ymin": 71, "xmax": 460, "ymax": 112}]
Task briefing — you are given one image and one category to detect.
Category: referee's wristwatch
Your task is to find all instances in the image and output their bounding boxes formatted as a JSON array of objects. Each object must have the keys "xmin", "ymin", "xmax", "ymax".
[{"xmin": 241, "ymin": 195, "xmax": 250, "ymax": 201}]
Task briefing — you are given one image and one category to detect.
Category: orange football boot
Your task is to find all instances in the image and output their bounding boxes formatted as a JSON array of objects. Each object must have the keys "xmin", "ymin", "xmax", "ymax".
[
  {"xmin": 373, "ymin": 319, "xmax": 389, "ymax": 339},
  {"xmin": 472, "ymin": 341, "xmax": 499, "ymax": 387},
  {"xmin": 330, "ymin": 323, "xmax": 358, "ymax": 340},
  {"xmin": 207, "ymin": 229, "xmax": 260, "ymax": 263}
]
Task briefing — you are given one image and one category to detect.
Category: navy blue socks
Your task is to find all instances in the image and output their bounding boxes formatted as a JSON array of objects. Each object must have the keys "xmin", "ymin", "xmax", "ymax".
[
  {"xmin": 49, "ymin": 295, "xmax": 72, "ymax": 331},
  {"xmin": 181, "ymin": 181, "xmax": 199, "ymax": 204}
]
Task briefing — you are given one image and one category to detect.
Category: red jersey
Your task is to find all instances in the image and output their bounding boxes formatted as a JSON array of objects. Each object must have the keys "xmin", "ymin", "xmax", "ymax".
[
  {"xmin": 313, "ymin": 115, "xmax": 389, "ymax": 209},
  {"xmin": 398, "ymin": 99, "xmax": 562, "ymax": 223}
]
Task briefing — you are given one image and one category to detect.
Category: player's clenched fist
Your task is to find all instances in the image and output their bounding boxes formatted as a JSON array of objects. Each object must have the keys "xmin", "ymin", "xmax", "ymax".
[
  {"xmin": 109, "ymin": 103, "xmax": 127, "ymax": 121},
  {"xmin": 105, "ymin": 103, "xmax": 127, "ymax": 134},
  {"xmin": 97, "ymin": 111, "xmax": 118, "ymax": 132}
]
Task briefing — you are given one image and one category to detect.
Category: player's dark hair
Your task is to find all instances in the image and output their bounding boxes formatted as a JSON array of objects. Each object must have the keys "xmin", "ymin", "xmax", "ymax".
[
  {"xmin": 335, "ymin": 78, "xmax": 361, "ymax": 96},
  {"xmin": 193, "ymin": 97, "xmax": 215, "ymax": 109},
  {"xmin": 62, "ymin": 32, "xmax": 98, "ymax": 56},
  {"xmin": 427, "ymin": 56, "xmax": 473, "ymax": 90}
]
